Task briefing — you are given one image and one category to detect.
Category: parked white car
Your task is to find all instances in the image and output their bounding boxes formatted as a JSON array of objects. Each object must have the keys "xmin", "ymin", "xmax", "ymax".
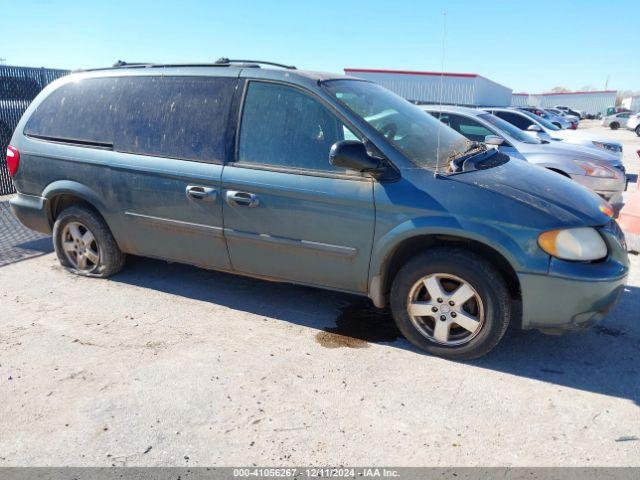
[
  {"xmin": 601, "ymin": 112, "xmax": 632, "ymax": 130},
  {"xmin": 626, "ymin": 112, "xmax": 640, "ymax": 136}
]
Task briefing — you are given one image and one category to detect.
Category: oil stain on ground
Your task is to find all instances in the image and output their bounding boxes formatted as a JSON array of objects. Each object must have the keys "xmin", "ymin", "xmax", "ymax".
[{"xmin": 316, "ymin": 298, "xmax": 401, "ymax": 348}]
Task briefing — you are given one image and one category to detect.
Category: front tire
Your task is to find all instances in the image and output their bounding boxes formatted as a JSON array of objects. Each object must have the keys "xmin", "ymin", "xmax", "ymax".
[
  {"xmin": 636, "ymin": 125, "xmax": 640, "ymax": 137},
  {"xmin": 390, "ymin": 248, "xmax": 510, "ymax": 360},
  {"xmin": 53, "ymin": 205, "xmax": 125, "ymax": 277},
  {"xmin": 610, "ymin": 122, "xmax": 619, "ymax": 130}
]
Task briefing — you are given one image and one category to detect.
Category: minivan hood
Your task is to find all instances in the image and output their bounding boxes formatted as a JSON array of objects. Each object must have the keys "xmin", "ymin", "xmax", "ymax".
[{"xmin": 450, "ymin": 157, "xmax": 611, "ymax": 226}]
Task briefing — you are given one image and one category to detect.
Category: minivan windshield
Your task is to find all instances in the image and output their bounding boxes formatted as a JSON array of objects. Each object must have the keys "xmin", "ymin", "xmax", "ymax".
[
  {"xmin": 518, "ymin": 109, "xmax": 561, "ymax": 131},
  {"xmin": 323, "ymin": 80, "xmax": 472, "ymax": 171},
  {"xmin": 478, "ymin": 113, "xmax": 541, "ymax": 144}
]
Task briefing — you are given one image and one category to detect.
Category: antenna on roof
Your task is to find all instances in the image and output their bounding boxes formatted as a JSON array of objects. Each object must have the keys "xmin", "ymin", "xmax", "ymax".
[{"xmin": 435, "ymin": 11, "xmax": 447, "ymax": 177}]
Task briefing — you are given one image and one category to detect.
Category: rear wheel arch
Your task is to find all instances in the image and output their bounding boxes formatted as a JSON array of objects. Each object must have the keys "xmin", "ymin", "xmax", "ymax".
[
  {"xmin": 42, "ymin": 182, "xmax": 109, "ymax": 226},
  {"xmin": 49, "ymin": 193, "xmax": 99, "ymax": 222},
  {"xmin": 376, "ymin": 234, "xmax": 521, "ymax": 311}
]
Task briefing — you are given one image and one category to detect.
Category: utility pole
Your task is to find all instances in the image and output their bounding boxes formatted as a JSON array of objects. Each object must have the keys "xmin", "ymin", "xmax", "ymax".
[{"xmin": 604, "ymin": 75, "xmax": 609, "ymax": 90}]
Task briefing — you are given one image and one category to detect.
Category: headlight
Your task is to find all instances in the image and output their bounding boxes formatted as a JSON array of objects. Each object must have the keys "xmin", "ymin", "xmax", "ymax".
[
  {"xmin": 592, "ymin": 141, "xmax": 622, "ymax": 153},
  {"xmin": 538, "ymin": 227, "xmax": 608, "ymax": 261},
  {"xmin": 573, "ymin": 160, "xmax": 616, "ymax": 178}
]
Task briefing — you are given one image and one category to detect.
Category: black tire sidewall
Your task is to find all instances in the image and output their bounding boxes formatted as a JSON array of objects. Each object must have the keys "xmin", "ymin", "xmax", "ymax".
[
  {"xmin": 390, "ymin": 249, "xmax": 510, "ymax": 360},
  {"xmin": 610, "ymin": 123, "xmax": 619, "ymax": 130},
  {"xmin": 52, "ymin": 206, "xmax": 123, "ymax": 278}
]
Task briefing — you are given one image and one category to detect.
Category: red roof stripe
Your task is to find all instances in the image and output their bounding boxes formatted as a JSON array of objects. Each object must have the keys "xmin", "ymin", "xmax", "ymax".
[
  {"xmin": 537, "ymin": 90, "xmax": 617, "ymax": 96},
  {"xmin": 344, "ymin": 68, "xmax": 478, "ymax": 78}
]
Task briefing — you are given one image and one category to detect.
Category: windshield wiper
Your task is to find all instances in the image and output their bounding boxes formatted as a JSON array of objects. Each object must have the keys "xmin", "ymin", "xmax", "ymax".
[{"xmin": 447, "ymin": 142, "xmax": 487, "ymax": 172}]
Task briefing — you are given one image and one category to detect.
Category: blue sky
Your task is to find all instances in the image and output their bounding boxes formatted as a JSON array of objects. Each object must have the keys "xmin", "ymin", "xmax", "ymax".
[{"xmin": 2, "ymin": 0, "xmax": 638, "ymax": 93}]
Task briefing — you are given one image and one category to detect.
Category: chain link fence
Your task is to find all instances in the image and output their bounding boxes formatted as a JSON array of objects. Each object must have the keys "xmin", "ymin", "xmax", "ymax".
[{"xmin": 1, "ymin": 65, "xmax": 69, "ymax": 195}]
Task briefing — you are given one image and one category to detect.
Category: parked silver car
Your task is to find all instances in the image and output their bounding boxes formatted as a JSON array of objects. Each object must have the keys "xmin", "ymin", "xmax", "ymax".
[
  {"xmin": 546, "ymin": 107, "xmax": 580, "ymax": 128},
  {"xmin": 485, "ymin": 107, "xmax": 624, "ymax": 159},
  {"xmin": 601, "ymin": 112, "xmax": 631, "ymax": 130},
  {"xmin": 518, "ymin": 106, "xmax": 572, "ymax": 129},
  {"xmin": 424, "ymin": 106, "xmax": 626, "ymax": 206},
  {"xmin": 555, "ymin": 105, "xmax": 585, "ymax": 119}
]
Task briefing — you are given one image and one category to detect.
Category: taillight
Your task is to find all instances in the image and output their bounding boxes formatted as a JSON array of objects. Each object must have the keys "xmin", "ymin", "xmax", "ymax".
[{"xmin": 6, "ymin": 145, "xmax": 20, "ymax": 176}]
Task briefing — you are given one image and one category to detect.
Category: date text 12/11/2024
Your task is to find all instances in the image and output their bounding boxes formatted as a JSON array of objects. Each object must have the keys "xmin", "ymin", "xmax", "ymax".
[{"xmin": 233, "ymin": 468, "xmax": 400, "ymax": 477}]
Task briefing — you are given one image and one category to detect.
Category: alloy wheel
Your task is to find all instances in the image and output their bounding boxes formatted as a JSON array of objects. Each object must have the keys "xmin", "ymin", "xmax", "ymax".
[
  {"xmin": 61, "ymin": 221, "xmax": 100, "ymax": 272},
  {"xmin": 406, "ymin": 273, "xmax": 485, "ymax": 346}
]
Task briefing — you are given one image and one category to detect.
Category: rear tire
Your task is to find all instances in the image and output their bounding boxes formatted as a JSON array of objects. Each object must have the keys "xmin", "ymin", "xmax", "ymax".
[
  {"xmin": 390, "ymin": 248, "xmax": 511, "ymax": 360},
  {"xmin": 53, "ymin": 205, "xmax": 125, "ymax": 278},
  {"xmin": 610, "ymin": 122, "xmax": 619, "ymax": 130}
]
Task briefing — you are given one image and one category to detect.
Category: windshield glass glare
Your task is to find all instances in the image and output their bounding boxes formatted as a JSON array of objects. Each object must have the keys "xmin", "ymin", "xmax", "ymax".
[
  {"xmin": 323, "ymin": 80, "xmax": 471, "ymax": 172},
  {"xmin": 479, "ymin": 113, "xmax": 541, "ymax": 144}
]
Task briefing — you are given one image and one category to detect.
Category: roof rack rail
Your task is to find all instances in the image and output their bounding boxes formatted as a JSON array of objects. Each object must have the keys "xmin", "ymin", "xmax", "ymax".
[
  {"xmin": 112, "ymin": 60, "xmax": 155, "ymax": 68},
  {"xmin": 76, "ymin": 59, "xmax": 297, "ymax": 73},
  {"xmin": 214, "ymin": 57, "xmax": 296, "ymax": 70}
]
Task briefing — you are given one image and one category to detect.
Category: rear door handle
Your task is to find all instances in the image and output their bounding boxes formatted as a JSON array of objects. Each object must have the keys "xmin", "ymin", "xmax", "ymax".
[
  {"xmin": 225, "ymin": 190, "xmax": 260, "ymax": 207},
  {"xmin": 186, "ymin": 185, "xmax": 217, "ymax": 202}
]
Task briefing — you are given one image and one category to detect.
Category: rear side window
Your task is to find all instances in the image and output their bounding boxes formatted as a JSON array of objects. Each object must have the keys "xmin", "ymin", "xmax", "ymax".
[
  {"xmin": 237, "ymin": 81, "xmax": 355, "ymax": 172},
  {"xmin": 25, "ymin": 76, "xmax": 235, "ymax": 162},
  {"xmin": 25, "ymin": 77, "xmax": 120, "ymax": 146}
]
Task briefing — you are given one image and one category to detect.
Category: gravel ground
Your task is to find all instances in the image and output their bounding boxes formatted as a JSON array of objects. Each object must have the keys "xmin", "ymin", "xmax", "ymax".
[{"xmin": 0, "ymin": 123, "xmax": 639, "ymax": 467}]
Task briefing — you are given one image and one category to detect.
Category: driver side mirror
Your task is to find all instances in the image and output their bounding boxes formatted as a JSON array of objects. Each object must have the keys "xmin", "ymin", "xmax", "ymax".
[
  {"xmin": 527, "ymin": 124, "xmax": 542, "ymax": 132},
  {"xmin": 329, "ymin": 140, "xmax": 386, "ymax": 178},
  {"xmin": 484, "ymin": 135, "xmax": 504, "ymax": 146}
]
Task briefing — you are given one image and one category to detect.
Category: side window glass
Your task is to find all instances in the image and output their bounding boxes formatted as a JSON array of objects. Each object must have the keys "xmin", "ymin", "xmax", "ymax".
[
  {"xmin": 438, "ymin": 114, "xmax": 452, "ymax": 127},
  {"xmin": 238, "ymin": 82, "xmax": 357, "ymax": 172},
  {"xmin": 115, "ymin": 76, "xmax": 235, "ymax": 162},
  {"xmin": 25, "ymin": 77, "xmax": 122, "ymax": 145},
  {"xmin": 496, "ymin": 111, "xmax": 532, "ymax": 130},
  {"xmin": 449, "ymin": 115, "xmax": 493, "ymax": 142}
]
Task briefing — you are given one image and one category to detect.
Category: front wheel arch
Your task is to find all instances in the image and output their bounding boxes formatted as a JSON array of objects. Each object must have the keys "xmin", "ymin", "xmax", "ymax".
[{"xmin": 376, "ymin": 234, "xmax": 521, "ymax": 315}]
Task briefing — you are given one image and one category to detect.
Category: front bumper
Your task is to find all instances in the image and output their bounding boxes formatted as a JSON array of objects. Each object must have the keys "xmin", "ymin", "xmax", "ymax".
[
  {"xmin": 519, "ymin": 222, "xmax": 629, "ymax": 332},
  {"xmin": 9, "ymin": 193, "xmax": 52, "ymax": 234}
]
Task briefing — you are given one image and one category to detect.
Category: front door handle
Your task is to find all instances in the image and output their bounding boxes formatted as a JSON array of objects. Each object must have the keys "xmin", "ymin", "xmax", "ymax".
[
  {"xmin": 186, "ymin": 185, "xmax": 217, "ymax": 202},
  {"xmin": 225, "ymin": 190, "xmax": 260, "ymax": 207}
]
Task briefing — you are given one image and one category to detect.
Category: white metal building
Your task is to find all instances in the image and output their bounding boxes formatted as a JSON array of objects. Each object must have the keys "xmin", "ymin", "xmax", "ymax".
[
  {"xmin": 344, "ymin": 68, "xmax": 513, "ymax": 107},
  {"xmin": 527, "ymin": 90, "xmax": 617, "ymax": 115},
  {"xmin": 511, "ymin": 93, "xmax": 529, "ymax": 107},
  {"xmin": 621, "ymin": 95, "xmax": 640, "ymax": 112}
]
